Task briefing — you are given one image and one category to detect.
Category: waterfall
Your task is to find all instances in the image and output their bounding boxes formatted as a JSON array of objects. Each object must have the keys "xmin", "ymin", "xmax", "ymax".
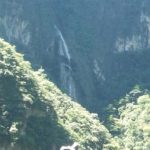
[
  {"xmin": 54, "ymin": 25, "xmax": 71, "ymax": 61},
  {"xmin": 54, "ymin": 25, "xmax": 76, "ymax": 99}
]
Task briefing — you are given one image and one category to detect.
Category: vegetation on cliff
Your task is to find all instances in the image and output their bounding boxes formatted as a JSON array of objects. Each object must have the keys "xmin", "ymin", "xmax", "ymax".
[
  {"xmin": 1, "ymin": 38, "xmax": 150, "ymax": 150},
  {"xmin": 105, "ymin": 87, "xmax": 150, "ymax": 150},
  {"xmin": 0, "ymin": 39, "xmax": 111, "ymax": 150}
]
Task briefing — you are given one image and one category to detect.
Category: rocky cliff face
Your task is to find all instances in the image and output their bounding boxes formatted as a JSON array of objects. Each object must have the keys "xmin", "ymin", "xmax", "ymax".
[{"xmin": 1, "ymin": 0, "xmax": 150, "ymax": 115}]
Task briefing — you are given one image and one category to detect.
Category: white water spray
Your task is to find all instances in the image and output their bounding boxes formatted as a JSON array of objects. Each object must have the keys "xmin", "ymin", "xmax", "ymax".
[
  {"xmin": 54, "ymin": 25, "xmax": 71, "ymax": 61},
  {"xmin": 55, "ymin": 25, "xmax": 76, "ymax": 99}
]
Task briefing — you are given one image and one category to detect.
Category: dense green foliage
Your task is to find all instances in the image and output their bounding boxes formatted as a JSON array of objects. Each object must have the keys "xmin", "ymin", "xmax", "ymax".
[
  {"xmin": 105, "ymin": 88, "xmax": 150, "ymax": 150},
  {"xmin": 1, "ymin": 38, "xmax": 150, "ymax": 150},
  {"xmin": 0, "ymin": 39, "xmax": 111, "ymax": 150}
]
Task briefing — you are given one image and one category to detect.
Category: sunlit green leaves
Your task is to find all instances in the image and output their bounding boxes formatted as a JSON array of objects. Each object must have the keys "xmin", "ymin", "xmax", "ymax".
[
  {"xmin": 0, "ymin": 38, "xmax": 111, "ymax": 150},
  {"xmin": 106, "ymin": 89, "xmax": 150, "ymax": 150}
]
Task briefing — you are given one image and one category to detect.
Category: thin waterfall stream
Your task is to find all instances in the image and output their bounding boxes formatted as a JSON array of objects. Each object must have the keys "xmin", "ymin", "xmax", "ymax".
[{"xmin": 55, "ymin": 25, "xmax": 76, "ymax": 99}]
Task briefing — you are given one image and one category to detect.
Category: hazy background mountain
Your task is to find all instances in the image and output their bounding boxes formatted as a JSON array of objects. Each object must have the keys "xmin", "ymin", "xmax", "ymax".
[{"xmin": 1, "ymin": 0, "xmax": 150, "ymax": 117}]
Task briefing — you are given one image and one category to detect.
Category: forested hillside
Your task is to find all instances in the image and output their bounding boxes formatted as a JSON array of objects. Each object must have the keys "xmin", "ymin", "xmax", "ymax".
[
  {"xmin": 1, "ymin": 38, "xmax": 150, "ymax": 150},
  {"xmin": 0, "ymin": 39, "xmax": 111, "ymax": 150},
  {"xmin": 105, "ymin": 87, "xmax": 150, "ymax": 150},
  {"xmin": 1, "ymin": 1, "xmax": 150, "ymax": 116}
]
